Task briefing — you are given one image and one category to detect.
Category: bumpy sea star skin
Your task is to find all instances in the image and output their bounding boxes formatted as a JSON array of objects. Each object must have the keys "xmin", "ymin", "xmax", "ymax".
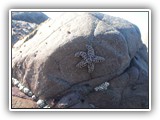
[{"xmin": 75, "ymin": 45, "xmax": 105, "ymax": 73}]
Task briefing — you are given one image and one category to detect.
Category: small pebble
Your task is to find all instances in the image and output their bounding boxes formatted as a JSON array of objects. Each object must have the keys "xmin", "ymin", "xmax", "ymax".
[
  {"xmin": 12, "ymin": 78, "xmax": 17, "ymax": 82},
  {"xmin": 57, "ymin": 103, "xmax": 68, "ymax": 108},
  {"xmin": 31, "ymin": 95, "xmax": 37, "ymax": 101},
  {"xmin": 43, "ymin": 105, "xmax": 50, "ymax": 108},
  {"xmin": 12, "ymin": 77, "xmax": 51, "ymax": 109},
  {"xmin": 23, "ymin": 87, "xmax": 30, "ymax": 94},
  {"xmin": 28, "ymin": 91, "xmax": 33, "ymax": 97},
  {"xmin": 12, "ymin": 78, "xmax": 19, "ymax": 86},
  {"xmin": 17, "ymin": 83, "xmax": 22, "ymax": 88},
  {"xmin": 14, "ymin": 81, "xmax": 19, "ymax": 86},
  {"xmin": 37, "ymin": 99, "xmax": 46, "ymax": 108},
  {"xmin": 19, "ymin": 85, "xmax": 24, "ymax": 91}
]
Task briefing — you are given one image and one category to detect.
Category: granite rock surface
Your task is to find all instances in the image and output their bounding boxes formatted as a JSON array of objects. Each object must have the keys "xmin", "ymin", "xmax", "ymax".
[{"xmin": 12, "ymin": 12, "xmax": 149, "ymax": 109}]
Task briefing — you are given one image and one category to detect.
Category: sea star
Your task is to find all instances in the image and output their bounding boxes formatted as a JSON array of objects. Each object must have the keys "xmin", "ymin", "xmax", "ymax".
[{"xmin": 75, "ymin": 45, "xmax": 105, "ymax": 73}]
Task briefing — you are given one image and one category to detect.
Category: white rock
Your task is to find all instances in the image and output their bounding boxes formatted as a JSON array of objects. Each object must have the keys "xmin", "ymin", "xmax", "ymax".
[
  {"xmin": 19, "ymin": 85, "xmax": 24, "ymax": 91},
  {"xmin": 37, "ymin": 99, "xmax": 46, "ymax": 108},
  {"xmin": 43, "ymin": 105, "xmax": 50, "ymax": 108},
  {"xmin": 14, "ymin": 81, "xmax": 20, "ymax": 86},
  {"xmin": 12, "ymin": 78, "xmax": 19, "ymax": 86},
  {"xmin": 23, "ymin": 87, "xmax": 30, "ymax": 94},
  {"xmin": 17, "ymin": 83, "xmax": 23, "ymax": 88},
  {"xmin": 28, "ymin": 91, "xmax": 33, "ymax": 97},
  {"xmin": 12, "ymin": 78, "xmax": 16, "ymax": 83},
  {"xmin": 31, "ymin": 95, "xmax": 37, "ymax": 100}
]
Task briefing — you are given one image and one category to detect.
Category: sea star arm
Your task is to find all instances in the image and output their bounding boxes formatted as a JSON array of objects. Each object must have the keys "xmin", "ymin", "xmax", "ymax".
[
  {"xmin": 75, "ymin": 51, "xmax": 87, "ymax": 59},
  {"xmin": 88, "ymin": 63, "xmax": 94, "ymax": 73},
  {"xmin": 76, "ymin": 60, "xmax": 87, "ymax": 68},
  {"xmin": 93, "ymin": 56, "xmax": 105, "ymax": 63},
  {"xmin": 86, "ymin": 45, "xmax": 95, "ymax": 56}
]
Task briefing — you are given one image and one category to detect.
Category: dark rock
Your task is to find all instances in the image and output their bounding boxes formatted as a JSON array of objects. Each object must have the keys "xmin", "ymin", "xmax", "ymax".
[
  {"xmin": 12, "ymin": 12, "xmax": 48, "ymax": 24},
  {"xmin": 86, "ymin": 51, "xmax": 149, "ymax": 109},
  {"xmin": 70, "ymin": 100, "xmax": 94, "ymax": 108},
  {"xmin": 55, "ymin": 92, "xmax": 82, "ymax": 108}
]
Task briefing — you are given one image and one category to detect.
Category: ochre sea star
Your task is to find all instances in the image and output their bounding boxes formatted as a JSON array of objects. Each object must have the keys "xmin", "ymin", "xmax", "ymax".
[{"xmin": 75, "ymin": 45, "xmax": 105, "ymax": 73}]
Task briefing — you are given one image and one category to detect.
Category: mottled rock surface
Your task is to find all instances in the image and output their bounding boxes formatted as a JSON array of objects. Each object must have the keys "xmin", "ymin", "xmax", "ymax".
[
  {"xmin": 12, "ymin": 20, "xmax": 37, "ymax": 45},
  {"xmin": 12, "ymin": 86, "xmax": 37, "ymax": 108},
  {"xmin": 11, "ymin": 12, "xmax": 49, "ymax": 45},
  {"xmin": 12, "ymin": 96, "xmax": 37, "ymax": 108},
  {"xmin": 12, "ymin": 12, "xmax": 149, "ymax": 109}
]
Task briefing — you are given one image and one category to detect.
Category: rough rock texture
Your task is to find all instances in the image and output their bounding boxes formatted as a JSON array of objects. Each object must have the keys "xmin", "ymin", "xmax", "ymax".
[
  {"xmin": 12, "ymin": 96, "xmax": 37, "ymax": 108},
  {"xmin": 12, "ymin": 86, "xmax": 32, "ymax": 99},
  {"xmin": 11, "ymin": 12, "xmax": 49, "ymax": 45},
  {"xmin": 12, "ymin": 87, "xmax": 38, "ymax": 108},
  {"xmin": 12, "ymin": 12, "xmax": 149, "ymax": 109},
  {"xmin": 12, "ymin": 20, "xmax": 37, "ymax": 45}
]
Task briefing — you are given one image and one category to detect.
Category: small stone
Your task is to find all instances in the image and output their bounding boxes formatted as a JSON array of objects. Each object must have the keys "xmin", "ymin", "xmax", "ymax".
[
  {"xmin": 12, "ymin": 78, "xmax": 16, "ymax": 81},
  {"xmin": 43, "ymin": 105, "xmax": 50, "ymax": 108},
  {"xmin": 23, "ymin": 87, "xmax": 30, "ymax": 94},
  {"xmin": 17, "ymin": 83, "xmax": 23, "ymax": 88},
  {"xmin": 57, "ymin": 103, "xmax": 68, "ymax": 108},
  {"xmin": 37, "ymin": 99, "xmax": 46, "ymax": 108},
  {"xmin": 28, "ymin": 91, "xmax": 33, "ymax": 97},
  {"xmin": 14, "ymin": 81, "xmax": 20, "ymax": 86},
  {"xmin": 19, "ymin": 85, "xmax": 24, "ymax": 91},
  {"xmin": 31, "ymin": 95, "xmax": 37, "ymax": 101},
  {"xmin": 12, "ymin": 78, "xmax": 19, "ymax": 86}
]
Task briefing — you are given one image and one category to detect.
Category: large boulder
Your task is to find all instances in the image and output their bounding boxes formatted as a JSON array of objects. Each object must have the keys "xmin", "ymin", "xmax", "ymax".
[{"xmin": 12, "ymin": 12, "xmax": 148, "ymax": 109}]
